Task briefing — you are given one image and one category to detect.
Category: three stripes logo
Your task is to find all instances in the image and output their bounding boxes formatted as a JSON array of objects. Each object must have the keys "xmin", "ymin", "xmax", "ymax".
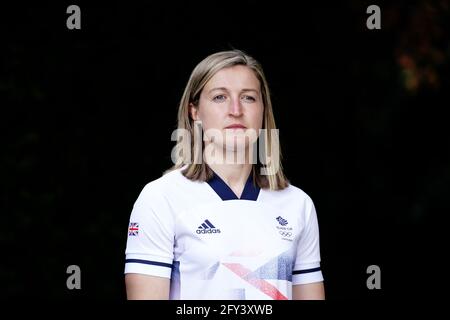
[{"xmin": 196, "ymin": 219, "xmax": 221, "ymax": 234}]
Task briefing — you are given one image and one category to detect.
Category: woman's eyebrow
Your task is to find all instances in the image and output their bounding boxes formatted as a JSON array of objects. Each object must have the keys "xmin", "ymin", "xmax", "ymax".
[
  {"xmin": 208, "ymin": 87, "xmax": 259, "ymax": 94},
  {"xmin": 241, "ymin": 88, "xmax": 259, "ymax": 93},
  {"xmin": 208, "ymin": 87, "xmax": 229, "ymax": 94}
]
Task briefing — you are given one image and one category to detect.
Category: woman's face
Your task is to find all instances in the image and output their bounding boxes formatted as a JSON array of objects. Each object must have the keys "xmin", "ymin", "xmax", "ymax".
[{"xmin": 190, "ymin": 65, "xmax": 264, "ymax": 154}]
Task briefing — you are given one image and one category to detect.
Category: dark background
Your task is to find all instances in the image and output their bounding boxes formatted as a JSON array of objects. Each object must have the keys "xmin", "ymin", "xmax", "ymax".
[{"xmin": 1, "ymin": 1, "xmax": 449, "ymax": 299}]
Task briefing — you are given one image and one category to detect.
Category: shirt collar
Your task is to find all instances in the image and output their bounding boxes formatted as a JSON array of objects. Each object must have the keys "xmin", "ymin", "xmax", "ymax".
[{"xmin": 206, "ymin": 169, "xmax": 260, "ymax": 201}]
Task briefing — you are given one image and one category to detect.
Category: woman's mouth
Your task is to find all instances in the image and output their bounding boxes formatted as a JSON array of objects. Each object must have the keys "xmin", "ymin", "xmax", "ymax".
[{"xmin": 225, "ymin": 124, "xmax": 247, "ymax": 129}]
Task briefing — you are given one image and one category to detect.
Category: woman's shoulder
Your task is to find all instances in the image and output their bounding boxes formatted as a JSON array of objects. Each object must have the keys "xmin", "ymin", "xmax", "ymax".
[
  {"xmin": 261, "ymin": 181, "xmax": 315, "ymax": 209},
  {"xmin": 272, "ymin": 182, "xmax": 313, "ymax": 201},
  {"xmin": 140, "ymin": 167, "xmax": 186, "ymax": 195},
  {"xmin": 134, "ymin": 166, "xmax": 208, "ymax": 213}
]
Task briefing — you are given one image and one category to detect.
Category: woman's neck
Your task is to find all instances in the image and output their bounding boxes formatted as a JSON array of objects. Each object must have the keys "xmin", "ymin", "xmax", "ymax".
[
  {"xmin": 204, "ymin": 145, "xmax": 253, "ymax": 198},
  {"xmin": 207, "ymin": 163, "xmax": 252, "ymax": 198}
]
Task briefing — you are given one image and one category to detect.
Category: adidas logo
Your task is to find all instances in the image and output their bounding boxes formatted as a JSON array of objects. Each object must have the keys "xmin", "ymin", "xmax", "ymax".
[{"xmin": 196, "ymin": 219, "xmax": 221, "ymax": 234}]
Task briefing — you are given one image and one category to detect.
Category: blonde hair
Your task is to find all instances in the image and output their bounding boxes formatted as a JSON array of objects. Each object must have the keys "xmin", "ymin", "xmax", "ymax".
[{"xmin": 167, "ymin": 49, "xmax": 289, "ymax": 190}]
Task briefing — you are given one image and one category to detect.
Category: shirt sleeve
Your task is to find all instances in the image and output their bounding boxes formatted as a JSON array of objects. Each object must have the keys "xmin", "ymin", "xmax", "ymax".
[
  {"xmin": 292, "ymin": 196, "xmax": 324, "ymax": 285},
  {"xmin": 124, "ymin": 183, "xmax": 175, "ymax": 278}
]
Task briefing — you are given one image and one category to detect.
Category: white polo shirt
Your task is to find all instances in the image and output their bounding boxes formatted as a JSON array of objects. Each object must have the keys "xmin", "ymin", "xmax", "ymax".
[{"xmin": 125, "ymin": 167, "xmax": 323, "ymax": 300}]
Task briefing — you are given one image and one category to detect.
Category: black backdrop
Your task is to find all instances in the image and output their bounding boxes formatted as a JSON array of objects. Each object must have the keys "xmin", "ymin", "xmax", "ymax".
[{"xmin": 1, "ymin": 1, "xmax": 449, "ymax": 299}]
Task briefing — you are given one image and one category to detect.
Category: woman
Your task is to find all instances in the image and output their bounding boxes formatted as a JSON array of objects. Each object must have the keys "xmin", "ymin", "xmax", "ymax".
[{"xmin": 124, "ymin": 50, "xmax": 325, "ymax": 300}]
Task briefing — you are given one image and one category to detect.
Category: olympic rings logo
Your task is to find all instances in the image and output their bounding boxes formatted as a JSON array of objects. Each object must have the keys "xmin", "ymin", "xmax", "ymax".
[{"xmin": 279, "ymin": 231, "xmax": 292, "ymax": 237}]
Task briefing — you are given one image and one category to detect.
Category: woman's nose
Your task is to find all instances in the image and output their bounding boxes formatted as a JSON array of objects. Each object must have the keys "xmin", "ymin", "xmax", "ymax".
[{"xmin": 229, "ymin": 97, "xmax": 243, "ymax": 116}]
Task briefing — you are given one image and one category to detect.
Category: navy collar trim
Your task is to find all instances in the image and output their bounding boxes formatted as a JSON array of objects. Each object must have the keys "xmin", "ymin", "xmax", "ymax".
[{"xmin": 207, "ymin": 169, "xmax": 260, "ymax": 201}]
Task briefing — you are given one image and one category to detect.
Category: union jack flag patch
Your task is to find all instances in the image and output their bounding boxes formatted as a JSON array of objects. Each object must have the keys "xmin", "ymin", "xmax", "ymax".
[{"xmin": 128, "ymin": 222, "xmax": 139, "ymax": 236}]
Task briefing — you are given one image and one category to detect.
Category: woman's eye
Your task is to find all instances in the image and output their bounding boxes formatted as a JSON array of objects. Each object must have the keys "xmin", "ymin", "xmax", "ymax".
[
  {"xmin": 213, "ymin": 95, "xmax": 226, "ymax": 102},
  {"xmin": 242, "ymin": 95, "xmax": 256, "ymax": 102}
]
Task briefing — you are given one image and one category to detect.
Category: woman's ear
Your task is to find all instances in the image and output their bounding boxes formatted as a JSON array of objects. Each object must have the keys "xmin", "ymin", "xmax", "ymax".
[{"xmin": 189, "ymin": 102, "xmax": 199, "ymax": 121}]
